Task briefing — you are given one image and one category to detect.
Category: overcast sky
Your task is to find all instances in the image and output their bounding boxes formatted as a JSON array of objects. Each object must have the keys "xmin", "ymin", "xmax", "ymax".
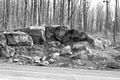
[
  {"xmin": 91, "ymin": 0, "xmax": 117, "ymax": 12},
  {"xmin": 91, "ymin": 0, "xmax": 115, "ymax": 7}
]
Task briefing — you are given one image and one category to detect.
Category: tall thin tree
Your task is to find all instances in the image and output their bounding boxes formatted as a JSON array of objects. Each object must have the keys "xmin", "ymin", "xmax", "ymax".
[
  {"xmin": 68, "ymin": 0, "xmax": 70, "ymax": 25},
  {"xmin": 53, "ymin": 0, "xmax": 56, "ymax": 24}
]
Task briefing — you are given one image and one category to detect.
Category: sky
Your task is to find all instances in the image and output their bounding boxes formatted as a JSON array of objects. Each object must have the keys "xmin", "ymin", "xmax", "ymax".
[
  {"xmin": 90, "ymin": 0, "xmax": 117, "ymax": 12},
  {"xmin": 91, "ymin": 0, "xmax": 115, "ymax": 7}
]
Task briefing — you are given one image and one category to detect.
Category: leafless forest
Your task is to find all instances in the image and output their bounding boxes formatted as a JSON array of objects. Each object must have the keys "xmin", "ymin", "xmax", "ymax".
[{"xmin": 0, "ymin": 0, "xmax": 120, "ymax": 33}]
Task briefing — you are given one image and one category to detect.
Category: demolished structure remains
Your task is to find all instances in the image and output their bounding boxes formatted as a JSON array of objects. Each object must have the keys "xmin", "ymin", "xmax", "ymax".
[{"xmin": 0, "ymin": 25, "xmax": 120, "ymax": 70}]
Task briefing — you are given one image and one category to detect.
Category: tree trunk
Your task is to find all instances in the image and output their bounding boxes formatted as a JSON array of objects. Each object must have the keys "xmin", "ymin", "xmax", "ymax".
[
  {"xmin": 59, "ymin": 0, "xmax": 64, "ymax": 25},
  {"xmin": 30, "ymin": 0, "xmax": 34, "ymax": 26},
  {"xmin": 38, "ymin": 0, "xmax": 42, "ymax": 26},
  {"xmin": 3, "ymin": 0, "xmax": 10, "ymax": 31},
  {"xmin": 113, "ymin": 0, "xmax": 118, "ymax": 46},
  {"xmin": 70, "ymin": 0, "xmax": 73, "ymax": 28},
  {"xmin": 83, "ymin": 0, "xmax": 87, "ymax": 32},
  {"xmin": 53, "ymin": 0, "xmax": 56, "ymax": 25},
  {"xmin": 33, "ymin": 0, "xmax": 37, "ymax": 26},
  {"xmin": 62, "ymin": 0, "xmax": 64, "ymax": 25},
  {"xmin": 24, "ymin": 0, "xmax": 27, "ymax": 27},
  {"xmin": 46, "ymin": 0, "xmax": 50, "ymax": 25},
  {"xmin": 68, "ymin": 0, "xmax": 70, "ymax": 25},
  {"xmin": 16, "ymin": 0, "xmax": 19, "ymax": 28},
  {"xmin": 42, "ymin": 0, "xmax": 45, "ymax": 24}
]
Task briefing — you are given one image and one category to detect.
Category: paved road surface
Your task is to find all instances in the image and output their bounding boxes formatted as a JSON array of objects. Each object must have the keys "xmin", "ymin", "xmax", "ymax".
[{"xmin": 0, "ymin": 64, "xmax": 120, "ymax": 80}]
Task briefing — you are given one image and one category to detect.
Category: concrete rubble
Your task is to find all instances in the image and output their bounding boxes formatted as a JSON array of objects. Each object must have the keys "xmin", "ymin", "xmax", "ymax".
[{"xmin": 0, "ymin": 25, "xmax": 120, "ymax": 70}]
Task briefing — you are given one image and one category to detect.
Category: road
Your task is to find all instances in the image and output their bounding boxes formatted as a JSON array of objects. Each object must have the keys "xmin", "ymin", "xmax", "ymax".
[{"xmin": 0, "ymin": 64, "xmax": 120, "ymax": 80}]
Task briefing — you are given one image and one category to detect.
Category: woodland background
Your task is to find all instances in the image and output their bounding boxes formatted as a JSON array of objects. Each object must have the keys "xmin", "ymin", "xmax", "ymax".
[{"xmin": 0, "ymin": 0, "xmax": 120, "ymax": 33}]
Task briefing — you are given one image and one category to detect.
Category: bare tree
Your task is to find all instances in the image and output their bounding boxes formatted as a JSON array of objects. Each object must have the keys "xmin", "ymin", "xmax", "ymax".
[
  {"xmin": 83, "ymin": 0, "xmax": 87, "ymax": 32},
  {"xmin": 68, "ymin": 0, "xmax": 70, "ymax": 25},
  {"xmin": 53, "ymin": 0, "xmax": 56, "ymax": 24},
  {"xmin": 2, "ymin": 0, "xmax": 10, "ymax": 30},
  {"xmin": 59, "ymin": 0, "xmax": 65, "ymax": 25},
  {"xmin": 23, "ymin": 0, "xmax": 27, "ymax": 27},
  {"xmin": 96, "ymin": 2, "xmax": 104, "ymax": 32},
  {"xmin": 33, "ymin": 0, "xmax": 37, "ymax": 25},
  {"xmin": 46, "ymin": 0, "xmax": 50, "ymax": 25},
  {"xmin": 117, "ymin": 0, "xmax": 120, "ymax": 32},
  {"xmin": 16, "ymin": 0, "xmax": 19, "ymax": 28},
  {"xmin": 82, "ymin": 0, "xmax": 91, "ymax": 32},
  {"xmin": 87, "ymin": 7, "xmax": 95, "ymax": 32},
  {"xmin": 1, "ymin": 0, "xmax": 118, "ymax": 34},
  {"xmin": 113, "ymin": 0, "xmax": 118, "ymax": 45}
]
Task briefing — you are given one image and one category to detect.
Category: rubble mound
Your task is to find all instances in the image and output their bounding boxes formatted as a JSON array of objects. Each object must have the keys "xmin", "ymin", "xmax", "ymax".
[{"xmin": 0, "ymin": 27, "xmax": 120, "ymax": 70}]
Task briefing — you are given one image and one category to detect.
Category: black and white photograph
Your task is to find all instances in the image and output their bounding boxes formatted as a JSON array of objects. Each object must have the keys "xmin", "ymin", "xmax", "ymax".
[{"xmin": 0, "ymin": 0, "xmax": 120, "ymax": 80}]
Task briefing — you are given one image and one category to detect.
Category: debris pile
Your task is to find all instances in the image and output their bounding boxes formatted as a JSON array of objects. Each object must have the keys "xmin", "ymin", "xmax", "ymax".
[{"xmin": 0, "ymin": 26, "xmax": 120, "ymax": 70}]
